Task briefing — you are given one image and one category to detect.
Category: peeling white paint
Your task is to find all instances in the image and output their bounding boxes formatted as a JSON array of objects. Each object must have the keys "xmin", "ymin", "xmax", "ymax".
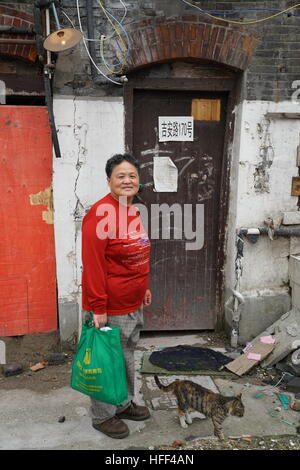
[
  {"xmin": 235, "ymin": 100, "xmax": 300, "ymax": 228},
  {"xmin": 52, "ymin": 95, "xmax": 124, "ymax": 310},
  {"xmin": 224, "ymin": 100, "xmax": 300, "ymax": 342}
]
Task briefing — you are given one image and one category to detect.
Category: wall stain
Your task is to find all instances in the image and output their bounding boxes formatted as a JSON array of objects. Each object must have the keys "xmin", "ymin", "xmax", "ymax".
[{"xmin": 253, "ymin": 119, "xmax": 275, "ymax": 194}]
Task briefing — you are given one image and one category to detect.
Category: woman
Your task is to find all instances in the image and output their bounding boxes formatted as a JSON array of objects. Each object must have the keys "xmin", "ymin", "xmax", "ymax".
[{"xmin": 81, "ymin": 153, "xmax": 151, "ymax": 439}]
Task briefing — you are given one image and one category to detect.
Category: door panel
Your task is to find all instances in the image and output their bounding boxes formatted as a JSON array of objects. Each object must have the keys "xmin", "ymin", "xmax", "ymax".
[
  {"xmin": 132, "ymin": 90, "xmax": 227, "ymax": 330},
  {"xmin": 0, "ymin": 106, "xmax": 57, "ymax": 336}
]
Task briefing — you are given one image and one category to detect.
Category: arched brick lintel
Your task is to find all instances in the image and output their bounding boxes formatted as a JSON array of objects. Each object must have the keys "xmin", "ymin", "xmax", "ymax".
[
  {"xmin": 0, "ymin": 6, "xmax": 37, "ymax": 63},
  {"xmin": 120, "ymin": 16, "xmax": 259, "ymax": 73}
]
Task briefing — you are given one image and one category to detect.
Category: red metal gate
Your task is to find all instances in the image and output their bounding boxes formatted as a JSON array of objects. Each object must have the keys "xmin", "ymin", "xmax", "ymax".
[{"xmin": 0, "ymin": 106, "xmax": 57, "ymax": 336}]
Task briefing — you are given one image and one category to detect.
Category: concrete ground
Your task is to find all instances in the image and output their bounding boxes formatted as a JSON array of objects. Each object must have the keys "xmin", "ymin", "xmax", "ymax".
[{"xmin": 0, "ymin": 331, "xmax": 299, "ymax": 450}]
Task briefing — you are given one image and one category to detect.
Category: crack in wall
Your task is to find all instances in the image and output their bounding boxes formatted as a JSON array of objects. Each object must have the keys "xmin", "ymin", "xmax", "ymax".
[
  {"xmin": 73, "ymin": 96, "xmax": 87, "ymax": 220},
  {"xmin": 72, "ymin": 96, "xmax": 88, "ymax": 291}
]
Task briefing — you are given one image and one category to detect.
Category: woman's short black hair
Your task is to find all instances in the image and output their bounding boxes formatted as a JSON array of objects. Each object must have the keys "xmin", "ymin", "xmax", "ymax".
[{"xmin": 105, "ymin": 153, "xmax": 140, "ymax": 178}]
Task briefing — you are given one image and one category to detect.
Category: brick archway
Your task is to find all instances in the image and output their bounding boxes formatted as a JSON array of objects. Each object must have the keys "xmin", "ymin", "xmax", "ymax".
[
  {"xmin": 118, "ymin": 15, "xmax": 258, "ymax": 73},
  {"xmin": 0, "ymin": 6, "xmax": 37, "ymax": 63}
]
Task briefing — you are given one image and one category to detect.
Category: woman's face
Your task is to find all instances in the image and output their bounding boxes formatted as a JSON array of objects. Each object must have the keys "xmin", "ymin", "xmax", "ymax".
[{"xmin": 107, "ymin": 161, "xmax": 140, "ymax": 201}]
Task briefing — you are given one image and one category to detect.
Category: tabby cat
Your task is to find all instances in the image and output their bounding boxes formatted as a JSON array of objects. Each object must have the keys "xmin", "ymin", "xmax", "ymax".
[{"xmin": 154, "ymin": 375, "xmax": 244, "ymax": 441}]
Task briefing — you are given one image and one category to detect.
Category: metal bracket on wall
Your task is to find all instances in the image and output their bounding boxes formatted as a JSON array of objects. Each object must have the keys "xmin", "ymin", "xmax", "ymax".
[
  {"xmin": 43, "ymin": 66, "xmax": 61, "ymax": 158},
  {"xmin": 265, "ymin": 113, "xmax": 300, "ymax": 119},
  {"xmin": 33, "ymin": 1, "xmax": 61, "ymax": 158}
]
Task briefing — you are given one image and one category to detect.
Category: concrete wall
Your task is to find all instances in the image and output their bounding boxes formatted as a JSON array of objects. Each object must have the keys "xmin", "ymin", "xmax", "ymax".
[
  {"xmin": 51, "ymin": 1, "xmax": 300, "ymax": 346},
  {"xmin": 53, "ymin": 96, "xmax": 124, "ymax": 345},
  {"xmin": 225, "ymin": 100, "xmax": 300, "ymax": 343}
]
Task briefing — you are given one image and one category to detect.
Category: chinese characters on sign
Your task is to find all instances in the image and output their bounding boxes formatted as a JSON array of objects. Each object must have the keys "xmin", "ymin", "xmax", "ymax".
[{"xmin": 158, "ymin": 116, "xmax": 194, "ymax": 142}]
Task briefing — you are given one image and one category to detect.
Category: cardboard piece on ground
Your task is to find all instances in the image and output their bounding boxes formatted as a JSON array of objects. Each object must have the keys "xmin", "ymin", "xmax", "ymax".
[{"xmin": 225, "ymin": 342, "xmax": 275, "ymax": 376}]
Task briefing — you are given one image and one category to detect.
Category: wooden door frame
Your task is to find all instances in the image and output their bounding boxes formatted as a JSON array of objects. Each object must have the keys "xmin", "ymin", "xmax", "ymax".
[{"xmin": 124, "ymin": 76, "xmax": 240, "ymax": 330}]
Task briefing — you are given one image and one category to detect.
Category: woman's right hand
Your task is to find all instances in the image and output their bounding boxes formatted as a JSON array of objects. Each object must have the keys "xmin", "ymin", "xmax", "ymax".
[{"xmin": 93, "ymin": 313, "xmax": 107, "ymax": 329}]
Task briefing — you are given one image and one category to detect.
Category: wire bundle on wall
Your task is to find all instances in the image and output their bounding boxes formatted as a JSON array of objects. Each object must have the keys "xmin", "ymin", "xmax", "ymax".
[
  {"xmin": 179, "ymin": 0, "xmax": 300, "ymax": 24},
  {"xmin": 97, "ymin": 0, "xmax": 131, "ymax": 75},
  {"xmin": 67, "ymin": 0, "xmax": 300, "ymax": 86},
  {"xmin": 75, "ymin": 0, "xmax": 128, "ymax": 85}
]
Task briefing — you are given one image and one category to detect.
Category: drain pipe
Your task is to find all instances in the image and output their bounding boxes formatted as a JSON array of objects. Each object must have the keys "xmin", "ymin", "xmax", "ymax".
[
  {"xmin": 0, "ymin": 26, "xmax": 35, "ymax": 34},
  {"xmin": 226, "ymin": 234, "xmax": 245, "ymax": 349},
  {"xmin": 0, "ymin": 39, "xmax": 36, "ymax": 45},
  {"xmin": 239, "ymin": 227, "xmax": 300, "ymax": 243},
  {"xmin": 85, "ymin": 0, "xmax": 97, "ymax": 82},
  {"xmin": 0, "ymin": 24, "xmax": 36, "ymax": 46},
  {"xmin": 33, "ymin": 2, "xmax": 45, "ymax": 61}
]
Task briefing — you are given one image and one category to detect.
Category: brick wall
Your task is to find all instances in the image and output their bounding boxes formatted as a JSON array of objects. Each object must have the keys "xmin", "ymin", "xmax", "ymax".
[
  {"xmin": 113, "ymin": 15, "xmax": 258, "ymax": 73},
  {"xmin": 3, "ymin": 1, "xmax": 300, "ymax": 101},
  {"xmin": 0, "ymin": 5, "xmax": 37, "ymax": 62},
  {"xmin": 59, "ymin": 0, "xmax": 300, "ymax": 101}
]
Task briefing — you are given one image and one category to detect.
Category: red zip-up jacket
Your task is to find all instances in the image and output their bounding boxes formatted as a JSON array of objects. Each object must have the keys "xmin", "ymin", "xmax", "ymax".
[{"xmin": 81, "ymin": 193, "xmax": 150, "ymax": 316}]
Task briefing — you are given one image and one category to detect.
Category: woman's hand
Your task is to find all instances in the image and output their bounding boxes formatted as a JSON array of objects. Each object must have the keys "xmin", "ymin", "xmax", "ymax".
[
  {"xmin": 143, "ymin": 289, "xmax": 152, "ymax": 307},
  {"xmin": 93, "ymin": 313, "xmax": 107, "ymax": 329}
]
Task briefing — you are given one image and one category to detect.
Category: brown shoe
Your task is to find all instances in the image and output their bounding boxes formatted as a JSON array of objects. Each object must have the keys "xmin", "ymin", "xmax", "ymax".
[
  {"xmin": 117, "ymin": 401, "xmax": 150, "ymax": 421},
  {"xmin": 92, "ymin": 416, "xmax": 129, "ymax": 439}
]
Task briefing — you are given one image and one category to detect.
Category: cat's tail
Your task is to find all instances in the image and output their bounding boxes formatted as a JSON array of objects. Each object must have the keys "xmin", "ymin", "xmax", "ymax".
[{"xmin": 154, "ymin": 375, "xmax": 175, "ymax": 392}]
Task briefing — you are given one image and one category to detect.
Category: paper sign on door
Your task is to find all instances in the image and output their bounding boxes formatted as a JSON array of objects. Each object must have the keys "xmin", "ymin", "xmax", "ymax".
[
  {"xmin": 153, "ymin": 157, "xmax": 178, "ymax": 192},
  {"xmin": 158, "ymin": 116, "xmax": 194, "ymax": 142}
]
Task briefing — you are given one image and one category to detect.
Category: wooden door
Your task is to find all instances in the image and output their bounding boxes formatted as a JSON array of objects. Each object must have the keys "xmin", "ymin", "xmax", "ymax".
[
  {"xmin": 0, "ymin": 106, "xmax": 57, "ymax": 336},
  {"xmin": 131, "ymin": 89, "xmax": 228, "ymax": 330}
]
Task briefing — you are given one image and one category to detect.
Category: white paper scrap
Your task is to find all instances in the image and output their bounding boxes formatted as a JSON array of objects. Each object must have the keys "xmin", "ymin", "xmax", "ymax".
[
  {"xmin": 153, "ymin": 157, "xmax": 178, "ymax": 192},
  {"xmin": 260, "ymin": 335, "xmax": 276, "ymax": 344}
]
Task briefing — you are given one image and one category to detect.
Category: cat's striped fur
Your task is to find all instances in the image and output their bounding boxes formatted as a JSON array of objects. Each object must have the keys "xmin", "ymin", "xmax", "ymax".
[{"xmin": 154, "ymin": 375, "xmax": 244, "ymax": 440}]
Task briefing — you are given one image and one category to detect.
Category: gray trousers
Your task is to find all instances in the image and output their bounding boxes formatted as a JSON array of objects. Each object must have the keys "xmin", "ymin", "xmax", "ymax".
[{"xmin": 87, "ymin": 306, "xmax": 144, "ymax": 425}]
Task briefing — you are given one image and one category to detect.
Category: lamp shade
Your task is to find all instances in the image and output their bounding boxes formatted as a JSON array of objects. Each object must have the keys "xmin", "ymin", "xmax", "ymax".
[{"xmin": 43, "ymin": 28, "xmax": 83, "ymax": 52}]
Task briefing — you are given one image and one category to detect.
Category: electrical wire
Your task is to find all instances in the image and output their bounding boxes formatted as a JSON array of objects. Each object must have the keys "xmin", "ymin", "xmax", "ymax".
[
  {"xmin": 76, "ymin": 0, "xmax": 122, "ymax": 86},
  {"xmin": 180, "ymin": 4, "xmax": 300, "ymax": 18},
  {"xmin": 179, "ymin": 0, "xmax": 300, "ymax": 25},
  {"xmin": 66, "ymin": 3, "xmax": 131, "ymax": 68},
  {"xmin": 102, "ymin": 7, "xmax": 132, "ymax": 48},
  {"xmin": 99, "ymin": 6, "xmax": 131, "ymax": 72},
  {"xmin": 61, "ymin": 2, "xmax": 300, "ymax": 81},
  {"xmin": 119, "ymin": 0, "xmax": 128, "ymax": 25},
  {"xmin": 100, "ymin": 35, "xmax": 120, "ymax": 74},
  {"xmin": 62, "ymin": 8, "xmax": 106, "ymax": 43},
  {"xmin": 61, "ymin": 9, "xmax": 76, "ymax": 29},
  {"xmin": 97, "ymin": 0, "xmax": 128, "ymax": 74},
  {"xmin": 62, "ymin": 5, "xmax": 130, "ymax": 52}
]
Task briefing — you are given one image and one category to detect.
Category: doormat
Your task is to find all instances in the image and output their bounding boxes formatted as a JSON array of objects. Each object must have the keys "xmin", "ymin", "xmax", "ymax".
[
  {"xmin": 150, "ymin": 345, "xmax": 232, "ymax": 370},
  {"xmin": 140, "ymin": 351, "xmax": 236, "ymax": 378}
]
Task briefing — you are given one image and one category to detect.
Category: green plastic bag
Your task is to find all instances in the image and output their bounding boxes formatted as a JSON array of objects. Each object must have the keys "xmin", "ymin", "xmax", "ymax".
[{"xmin": 70, "ymin": 317, "xmax": 128, "ymax": 405}]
